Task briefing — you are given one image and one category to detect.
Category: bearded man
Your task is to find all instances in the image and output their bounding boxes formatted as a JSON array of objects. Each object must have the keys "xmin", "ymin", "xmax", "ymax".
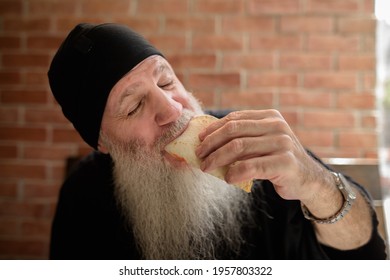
[{"xmin": 48, "ymin": 23, "xmax": 386, "ymax": 260}]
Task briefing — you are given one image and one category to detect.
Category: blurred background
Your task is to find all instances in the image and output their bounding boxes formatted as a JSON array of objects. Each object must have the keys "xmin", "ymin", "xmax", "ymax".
[{"xmin": 0, "ymin": 0, "xmax": 389, "ymax": 259}]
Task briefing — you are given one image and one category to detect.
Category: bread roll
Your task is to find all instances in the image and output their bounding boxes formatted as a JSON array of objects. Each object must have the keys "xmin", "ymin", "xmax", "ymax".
[{"xmin": 165, "ymin": 115, "xmax": 252, "ymax": 192}]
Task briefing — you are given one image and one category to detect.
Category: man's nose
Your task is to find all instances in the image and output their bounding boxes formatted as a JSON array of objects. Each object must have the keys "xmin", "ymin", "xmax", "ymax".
[{"xmin": 153, "ymin": 90, "xmax": 183, "ymax": 126}]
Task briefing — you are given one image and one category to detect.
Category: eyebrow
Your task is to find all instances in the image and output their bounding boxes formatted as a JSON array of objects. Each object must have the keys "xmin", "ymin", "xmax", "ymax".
[
  {"xmin": 153, "ymin": 61, "xmax": 170, "ymax": 77},
  {"xmin": 117, "ymin": 82, "xmax": 142, "ymax": 112},
  {"xmin": 117, "ymin": 61, "xmax": 172, "ymax": 111}
]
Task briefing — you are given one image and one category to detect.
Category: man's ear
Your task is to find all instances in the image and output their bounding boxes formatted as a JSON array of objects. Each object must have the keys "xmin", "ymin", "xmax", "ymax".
[{"xmin": 97, "ymin": 138, "xmax": 109, "ymax": 154}]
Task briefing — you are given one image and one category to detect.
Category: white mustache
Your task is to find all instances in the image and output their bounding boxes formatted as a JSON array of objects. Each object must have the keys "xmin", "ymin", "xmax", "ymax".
[{"xmin": 155, "ymin": 109, "xmax": 195, "ymax": 150}]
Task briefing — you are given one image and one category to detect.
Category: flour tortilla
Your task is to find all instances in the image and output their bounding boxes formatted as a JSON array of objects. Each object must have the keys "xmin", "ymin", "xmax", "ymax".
[{"xmin": 165, "ymin": 115, "xmax": 252, "ymax": 192}]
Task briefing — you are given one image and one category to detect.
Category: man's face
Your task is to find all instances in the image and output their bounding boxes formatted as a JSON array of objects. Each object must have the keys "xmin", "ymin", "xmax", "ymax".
[
  {"xmin": 96, "ymin": 55, "xmax": 251, "ymax": 259},
  {"xmin": 99, "ymin": 55, "xmax": 202, "ymax": 155}
]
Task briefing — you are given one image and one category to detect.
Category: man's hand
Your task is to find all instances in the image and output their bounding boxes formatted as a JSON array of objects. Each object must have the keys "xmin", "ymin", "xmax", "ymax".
[
  {"xmin": 196, "ymin": 109, "xmax": 373, "ymax": 249},
  {"xmin": 195, "ymin": 109, "xmax": 326, "ymax": 203}
]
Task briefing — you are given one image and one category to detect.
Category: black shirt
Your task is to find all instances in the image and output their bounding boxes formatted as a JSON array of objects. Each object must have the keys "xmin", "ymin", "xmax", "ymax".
[{"xmin": 50, "ymin": 151, "xmax": 387, "ymax": 259}]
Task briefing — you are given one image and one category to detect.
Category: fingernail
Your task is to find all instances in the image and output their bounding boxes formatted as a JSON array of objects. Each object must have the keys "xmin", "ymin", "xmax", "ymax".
[
  {"xmin": 196, "ymin": 147, "xmax": 206, "ymax": 159},
  {"xmin": 195, "ymin": 146, "xmax": 202, "ymax": 157},
  {"xmin": 198, "ymin": 130, "xmax": 206, "ymax": 141}
]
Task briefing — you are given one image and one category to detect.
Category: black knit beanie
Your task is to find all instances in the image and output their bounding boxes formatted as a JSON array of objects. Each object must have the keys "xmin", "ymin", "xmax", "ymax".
[{"xmin": 48, "ymin": 23, "xmax": 163, "ymax": 149}]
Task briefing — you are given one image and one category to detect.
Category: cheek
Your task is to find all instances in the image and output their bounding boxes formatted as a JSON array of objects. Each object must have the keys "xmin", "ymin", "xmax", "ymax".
[
  {"xmin": 123, "ymin": 120, "xmax": 158, "ymax": 147},
  {"xmin": 173, "ymin": 89, "xmax": 195, "ymax": 110},
  {"xmin": 103, "ymin": 119, "xmax": 156, "ymax": 148},
  {"xmin": 135, "ymin": 127, "xmax": 156, "ymax": 145},
  {"xmin": 179, "ymin": 92, "xmax": 203, "ymax": 114}
]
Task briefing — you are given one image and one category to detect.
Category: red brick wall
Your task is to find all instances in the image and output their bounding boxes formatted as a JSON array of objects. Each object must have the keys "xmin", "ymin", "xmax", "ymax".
[{"xmin": 0, "ymin": 0, "xmax": 377, "ymax": 259}]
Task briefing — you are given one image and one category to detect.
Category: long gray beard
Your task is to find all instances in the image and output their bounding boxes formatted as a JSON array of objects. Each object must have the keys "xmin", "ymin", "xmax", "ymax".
[{"xmin": 103, "ymin": 111, "xmax": 252, "ymax": 259}]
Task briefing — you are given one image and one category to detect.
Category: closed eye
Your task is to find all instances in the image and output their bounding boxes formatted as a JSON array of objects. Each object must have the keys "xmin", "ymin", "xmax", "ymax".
[
  {"xmin": 127, "ymin": 98, "xmax": 144, "ymax": 117},
  {"xmin": 158, "ymin": 80, "xmax": 175, "ymax": 90}
]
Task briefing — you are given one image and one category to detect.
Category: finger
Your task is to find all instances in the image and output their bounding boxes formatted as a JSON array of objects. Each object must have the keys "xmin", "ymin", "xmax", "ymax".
[
  {"xmin": 197, "ymin": 113, "xmax": 290, "ymax": 160},
  {"xmin": 225, "ymin": 153, "xmax": 295, "ymax": 187},
  {"xmin": 224, "ymin": 156, "xmax": 278, "ymax": 184},
  {"xmin": 196, "ymin": 120, "xmax": 266, "ymax": 159},
  {"xmin": 199, "ymin": 109, "xmax": 282, "ymax": 141},
  {"xmin": 201, "ymin": 134, "xmax": 292, "ymax": 173}
]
